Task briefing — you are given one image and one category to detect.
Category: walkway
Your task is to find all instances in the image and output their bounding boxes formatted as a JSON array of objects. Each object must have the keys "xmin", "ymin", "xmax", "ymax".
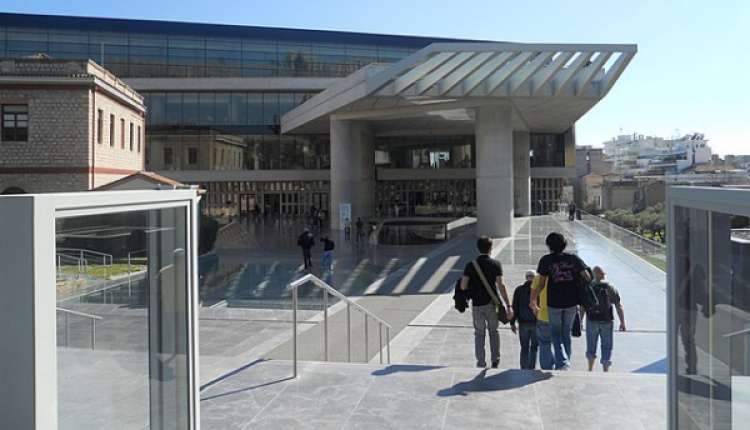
[{"xmin": 198, "ymin": 214, "xmax": 668, "ymax": 429}]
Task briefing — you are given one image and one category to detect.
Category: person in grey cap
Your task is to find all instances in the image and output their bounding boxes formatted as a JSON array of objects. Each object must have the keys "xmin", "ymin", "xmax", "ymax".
[{"xmin": 510, "ymin": 269, "xmax": 539, "ymax": 369}]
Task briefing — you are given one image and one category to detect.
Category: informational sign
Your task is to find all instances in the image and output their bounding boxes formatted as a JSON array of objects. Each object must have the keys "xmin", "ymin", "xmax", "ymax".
[{"xmin": 339, "ymin": 203, "xmax": 351, "ymax": 230}]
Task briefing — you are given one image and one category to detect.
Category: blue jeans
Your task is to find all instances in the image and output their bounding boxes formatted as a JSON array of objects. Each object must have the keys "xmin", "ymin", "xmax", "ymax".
[
  {"xmin": 536, "ymin": 320, "xmax": 554, "ymax": 370},
  {"xmin": 472, "ymin": 303, "xmax": 500, "ymax": 366},
  {"xmin": 321, "ymin": 250, "xmax": 334, "ymax": 270},
  {"xmin": 518, "ymin": 322, "xmax": 539, "ymax": 369},
  {"xmin": 548, "ymin": 306, "xmax": 577, "ymax": 369},
  {"xmin": 586, "ymin": 319, "xmax": 614, "ymax": 366}
]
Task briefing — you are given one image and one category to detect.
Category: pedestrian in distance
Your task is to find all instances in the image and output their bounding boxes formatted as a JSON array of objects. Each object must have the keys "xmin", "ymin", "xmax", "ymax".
[
  {"xmin": 355, "ymin": 217, "xmax": 364, "ymax": 243},
  {"xmin": 320, "ymin": 234, "xmax": 335, "ymax": 271},
  {"xmin": 297, "ymin": 228, "xmax": 315, "ymax": 269},
  {"xmin": 344, "ymin": 218, "xmax": 351, "ymax": 240},
  {"xmin": 582, "ymin": 266, "xmax": 626, "ymax": 372},
  {"xmin": 530, "ymin": 232, "xmax": 590, "ymax": 371},
  {"xmin": 510, "ymin": 270, "xmax": 539, "ymax": 370},
  {"xmin": 568, "ymin": 202, "xmax": 576, "ymax": 221},
  {"xmin": 460, "ymin": 235, "xmax": 514, "ymax": 369}
]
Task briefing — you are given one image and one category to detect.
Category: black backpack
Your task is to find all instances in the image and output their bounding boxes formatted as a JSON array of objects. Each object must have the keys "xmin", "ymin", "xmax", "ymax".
[{"xmin": 587, "ymin": 282, "xmax": 612, "ymax": 322}]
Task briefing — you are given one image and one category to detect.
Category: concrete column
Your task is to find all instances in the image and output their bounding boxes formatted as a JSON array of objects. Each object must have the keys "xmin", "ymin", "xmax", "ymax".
[
  {"xmin": 513, "ymin": 130, "xmax": 531, "ymax": 216},
  {"xmin": 475, "ymin": 105, "xmax": 514, "ymax": 237},
  {"xmin": 330, "ymin": 119, "xmax": 375, "ymax": 230}
]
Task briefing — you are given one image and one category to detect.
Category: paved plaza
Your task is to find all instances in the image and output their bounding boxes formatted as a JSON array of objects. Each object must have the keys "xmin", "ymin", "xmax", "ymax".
[{"xmin": 193, "ymin": 214, "xmax": 667, "ymax": 429}]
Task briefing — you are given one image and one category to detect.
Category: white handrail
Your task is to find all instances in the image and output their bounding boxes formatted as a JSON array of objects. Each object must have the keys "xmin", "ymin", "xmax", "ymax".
[
  {"xmin": 724, "ymin": 327, "xmax": 750, "ymax": 339},
  {"xmin": 56, "ymin": 307, "xmax": 102, "ymax": 350},
  {"xmin": 288, "ymin": 274, "xmax": 391, "ymax": 378}
]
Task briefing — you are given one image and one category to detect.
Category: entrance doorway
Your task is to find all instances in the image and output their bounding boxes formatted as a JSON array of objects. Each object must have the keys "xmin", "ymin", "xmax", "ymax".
[{"xmin": 238, "ymin": 193, "xmax": 258, "ymax": 217}]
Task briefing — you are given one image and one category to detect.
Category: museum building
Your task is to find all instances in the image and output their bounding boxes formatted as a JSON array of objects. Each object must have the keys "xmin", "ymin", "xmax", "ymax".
[{"xmin": 0, "ymin": 13, "xmax": 635, "ymax": 236}]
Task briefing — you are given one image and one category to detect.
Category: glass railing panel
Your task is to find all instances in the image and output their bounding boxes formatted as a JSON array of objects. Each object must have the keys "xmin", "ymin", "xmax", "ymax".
[{"xmin": 56, "ymin": 206, "xmax": 190, "ymax": 429}]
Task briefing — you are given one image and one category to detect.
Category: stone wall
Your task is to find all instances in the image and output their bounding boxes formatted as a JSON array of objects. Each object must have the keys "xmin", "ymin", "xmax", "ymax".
[
  {"xmin": 0, "ymin": 173, "xmax": 88, "ymax": 193},
  {"xmin": 0, "ymin": 85, "xmax": 145, "ymax": 192}
]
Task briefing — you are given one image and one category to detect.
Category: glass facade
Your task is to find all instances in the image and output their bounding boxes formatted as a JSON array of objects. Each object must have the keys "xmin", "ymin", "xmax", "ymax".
[
  {"xmin": 56, "ymin": 207, "xmax": 192, "ymax": 429},
  {"xmin": 669, "ymin": 188, "xmax": 750, "ymax": 429},
  {"xmin": 0, "ymin": 14, "xmax": 437, "ymax": 79},
  {"xmin": 375, "ymin": 179, "xmax": 476, "ymax": 218},
  {"xmin": 530, "ymin": 133, "xmax": 566, "ymax": 167},
  {"xmin": 375, "ymin": 136, "xmax": 474, "ymax": 169}
]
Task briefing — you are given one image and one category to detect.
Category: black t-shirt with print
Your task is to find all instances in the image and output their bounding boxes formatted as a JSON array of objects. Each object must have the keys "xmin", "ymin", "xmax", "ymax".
[
  {"xmin": 463, "ymin": 255, "xmax": 503, "ymax": 307},
  {"xmin": 536, "ymin": 252, "xmax": 586, "ymax": 309}
]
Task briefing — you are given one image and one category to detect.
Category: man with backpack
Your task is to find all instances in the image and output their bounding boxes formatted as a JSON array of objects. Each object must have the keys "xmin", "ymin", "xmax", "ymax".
[
  {"xmin": 582, "ymin": 266, "xmax": 626, "ymax": 372},
  {"xmin": 510, "ymin": 270, "xmax": 539, "ymax": 369}
]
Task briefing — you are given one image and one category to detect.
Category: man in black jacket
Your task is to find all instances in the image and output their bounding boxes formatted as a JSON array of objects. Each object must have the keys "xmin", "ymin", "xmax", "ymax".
[
  {"xmin": 297, "ymin": 229, "xmax": 314, "ymax": 269},
  {"xmin": 510, "ymin": 270, "xmax": 539, "ymax": 369}
]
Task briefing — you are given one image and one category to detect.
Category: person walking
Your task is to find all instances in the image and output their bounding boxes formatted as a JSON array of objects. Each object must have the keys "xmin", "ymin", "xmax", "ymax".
[
  {"xmin": 460, "ymin": 236, "xmax": 514, "ymax": 368},
  {"xmin": 582, "ymin": 266, "xmax": 626, "ymax": 372},
  {"xmin": 510, "ymin": 270, "xmax": 539, "ymax": 370},
  {"xmin": 530, "ymin": 274, "xmax": 554, "ymax": 370},
  {"xmin": 320, "ymin": 234, "xmax": 335, "ymax": 271},
  {"xmin": 297, "ymin": 228, "xmax": 315, "ymax": 269},
  {"xmin": 568, "ymin": 202, "xmax": 576, "ymax": 221},
  {"xmin": 530, "ymin": 232, "xmax": 590, "ymax": 370},
  {"xmin": 355, "ymin": 217, "xmax": 364, "ymax": 243}
]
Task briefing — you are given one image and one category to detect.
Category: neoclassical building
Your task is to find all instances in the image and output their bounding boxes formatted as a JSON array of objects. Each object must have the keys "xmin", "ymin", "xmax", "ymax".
[{"xmin": 0, "ymin": 13, "xmax": 635, "ymax": 236}]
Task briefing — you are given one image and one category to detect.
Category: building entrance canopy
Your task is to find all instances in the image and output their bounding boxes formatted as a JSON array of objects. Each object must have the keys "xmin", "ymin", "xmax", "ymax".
[{"xmin": 282, "ymin": 42, "xmax": 637, "ymax": 135}]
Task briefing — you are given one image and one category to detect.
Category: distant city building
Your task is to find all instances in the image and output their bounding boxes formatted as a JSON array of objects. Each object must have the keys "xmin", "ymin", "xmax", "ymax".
[
  {"xmin": 574, "ymin": 145, "xmax": 612, "ymax": 208},
  {"xmin": 603, "ymin": 132, "xmax": 711, "ymax": 178},
  {"xmin": 0, "ymin": 58, "xmax": 145, "ymax": 194}
]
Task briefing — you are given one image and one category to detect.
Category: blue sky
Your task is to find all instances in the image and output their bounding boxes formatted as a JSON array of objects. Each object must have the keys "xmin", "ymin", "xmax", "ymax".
[{"xmin": 6, "ymin": 0, "xmax": 749, "ymax": 156}]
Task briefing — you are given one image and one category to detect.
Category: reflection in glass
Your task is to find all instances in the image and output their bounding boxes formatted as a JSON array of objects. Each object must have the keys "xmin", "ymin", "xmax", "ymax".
[
  {"xmin": 56, "ymin": 207, "xmax": 189, "ymax": 429},
  {"xmin": 674, "ymin": 206, "xmax": 750, "ymax": 429}
]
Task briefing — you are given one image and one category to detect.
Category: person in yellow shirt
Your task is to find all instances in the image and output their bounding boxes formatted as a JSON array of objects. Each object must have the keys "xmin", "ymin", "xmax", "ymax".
[{"xmin": 530, "ymin": 275, "xmax": 554, "ymax": 370}]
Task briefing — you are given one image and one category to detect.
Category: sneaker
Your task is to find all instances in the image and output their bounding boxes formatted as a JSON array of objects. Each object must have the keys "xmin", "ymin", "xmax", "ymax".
[
  {"xmin": 559, "ymin": 364, "xmax": 570, "ymax": 371},
  {"xmin": 476, "ymin": 361, "xmax": 487, "ymax": 368},
  {"xmin": 491, "ymin": 361, "xmax": 499, "ymax": 369}
]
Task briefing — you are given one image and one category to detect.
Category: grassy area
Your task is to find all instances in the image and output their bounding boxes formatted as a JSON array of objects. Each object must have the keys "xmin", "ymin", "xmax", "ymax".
[
  {"xmin": 636, "ymin": 253, "xmax": 667, "ymax": 272},
  {"xmin": 58, "ymin": 263, "xmax": 146, "ymax": 280}
]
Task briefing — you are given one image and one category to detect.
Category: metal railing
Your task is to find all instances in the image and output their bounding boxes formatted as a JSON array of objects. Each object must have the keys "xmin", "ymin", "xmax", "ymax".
[
  {"xmin": 288, "ymin": 274, "xmax": 391, "ymax": 378},
  {"xmin": 575, "ymin": 209, "xmax": 667, "ymax": 262},
  {"xmin": 56, "ymin": 253, "xmax": 87, "ymax": 279},
  {"xmin": 57, "ymin": 248, "xmax": 113, "ymax": 268},
  {"xmin": 57, "ymin": 307, "xmax": 103, "ymax": 350}
]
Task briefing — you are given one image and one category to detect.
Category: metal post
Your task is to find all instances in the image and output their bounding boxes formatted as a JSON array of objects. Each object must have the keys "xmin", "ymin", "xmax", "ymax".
[
  {"xmin": 379, "ymin": 323, "xmax": 383, "ymax": 364},
  {"xmin": 364, "ymin": 315, "xmax": 369, "ymax": 362},
  {"xmin": 323, "ymin": 289, "xmax": 329, "ymax": 362},
  {"xmin": 128, "ymin": 253, "xmax": 132, "ymax": 297},
  {"xmin": 292, "ymin": 286, "xmax": 298, "ymax": 378},
  {"xmin": 91, "ymin": 320, "xmax": 96, "ymax": 350},
  {"xmin": 65, "ymin": 313, "xmax": 70, "ymax": 347},
  {"xmin": 386, "ymin": 327, "xmax": 391, "ymax": 364},
  {"xmin": 347, "ymin": 303, "xmax": 351, "ymax": 362}
]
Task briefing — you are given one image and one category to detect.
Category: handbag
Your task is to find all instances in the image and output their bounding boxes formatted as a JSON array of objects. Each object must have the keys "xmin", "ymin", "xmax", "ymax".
[
  {"xmin": 571, "ymin": 312, "xmax": 582, "ymax": 337},
  {"xmin": 471, "ymin": 260, "xmax": 510, "ymax": 324}
]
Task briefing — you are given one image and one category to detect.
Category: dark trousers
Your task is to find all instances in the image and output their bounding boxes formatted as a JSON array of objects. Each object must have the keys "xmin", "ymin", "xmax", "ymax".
[
  {"xmin": 519, "ymin": 322, "xmax": 539, "ymax": 370},
  {"xmin": 302, "ymin": 248, "xmax": 312, "ymax": 268}
]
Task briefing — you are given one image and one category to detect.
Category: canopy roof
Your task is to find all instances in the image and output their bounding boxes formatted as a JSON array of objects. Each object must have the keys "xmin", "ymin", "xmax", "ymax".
[{"xmin": 282, "ymin": 42, "xmax": 636, "ymax": 136}]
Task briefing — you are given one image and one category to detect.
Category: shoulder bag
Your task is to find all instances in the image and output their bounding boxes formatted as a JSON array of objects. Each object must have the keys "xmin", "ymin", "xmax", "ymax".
[{"xmin": 471, "ymin": 260, "xmax": 509, "ymax": 324}]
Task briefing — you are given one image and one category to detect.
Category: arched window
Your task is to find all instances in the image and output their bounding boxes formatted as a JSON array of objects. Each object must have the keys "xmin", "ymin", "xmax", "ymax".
[{"xmin": 1, "ymin": 186, "xmax": 26, "ymax": 195}]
